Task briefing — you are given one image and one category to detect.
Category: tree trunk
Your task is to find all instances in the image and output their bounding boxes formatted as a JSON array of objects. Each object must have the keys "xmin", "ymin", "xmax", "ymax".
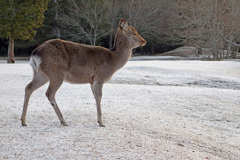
[
  {"xmin": 109, "ymin": 0, "xmax": 115, "ymax": 49},
  {"xmin": 7, "ymin": 36, "xmax": 15, "ymax": 63},
  {"xmin": 226, "ymin": 36, "xmax": 233, "ymax": 59},
  {"xmin": 93, "ymin": 31, "xmax": 97, "ymax": 46},
  {"xmin": 226, "ymin": 44, "xmax": 231, "ymax": 59},
  {"xmin": 212, "ymin": 43, "xmax": 220, "ymax": 61},
  {"xmin": 151, "ymin": 43, "xmax": 154, "ymax": 55},
  {"xmin": 140, "ymin": 47, "xmax": 144, "ymax": 55},
  {"xmin": 231, "ymin": 48, "xmax": 237, "ymax": 59},
  {"xmin": 195, "ymin": 47, "xmax": 202, "ymax": 57},
  {"xmin": 237, "ymin": 47, "xmax": 240, "ymax": 58},
  {"xmin": 54, "ymin": 0, "xmax": 61, "ymax": 39}
]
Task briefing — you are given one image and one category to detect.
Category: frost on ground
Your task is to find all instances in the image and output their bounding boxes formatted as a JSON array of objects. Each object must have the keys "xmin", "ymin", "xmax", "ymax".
[{"xmin": 0, "ymin": 60, "xmax": 240, "ymax": 160}]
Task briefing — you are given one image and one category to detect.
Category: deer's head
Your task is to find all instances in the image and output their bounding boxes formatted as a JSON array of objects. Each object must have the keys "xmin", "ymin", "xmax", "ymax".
[{"xmin": 118, "ymin": 18, "xmax": 146, "ymax": 49}]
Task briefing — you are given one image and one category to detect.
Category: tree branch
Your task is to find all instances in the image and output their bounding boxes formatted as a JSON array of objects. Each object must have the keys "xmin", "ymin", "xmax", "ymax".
[{"xmin": 222, "ymin": 36, "xmax": 240, "ymax": 47}]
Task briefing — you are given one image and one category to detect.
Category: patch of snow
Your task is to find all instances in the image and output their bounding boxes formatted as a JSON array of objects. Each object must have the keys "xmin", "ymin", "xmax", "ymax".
[
  {"xmin": 0, "ymin": 60, "xmax": 240, "ymax": 159},
  {"xmin": 131, "ymin": 56, "xmax": 183, "ymax": 61}
]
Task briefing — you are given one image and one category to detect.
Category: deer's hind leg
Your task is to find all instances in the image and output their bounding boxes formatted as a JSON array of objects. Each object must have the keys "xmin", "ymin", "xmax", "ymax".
[
  {"xmin": 46, "ymin": 78, "xmax": 68, "ymax": 126},
  {"xmin": 21, "ymin": 71, "xmax": 49, "ymax": 126}
]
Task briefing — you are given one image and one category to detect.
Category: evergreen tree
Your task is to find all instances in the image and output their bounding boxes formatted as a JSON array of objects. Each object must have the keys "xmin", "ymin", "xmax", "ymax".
[{"xmin": 0, "ymin": 0, "xmax": 50, "ymax": 63}]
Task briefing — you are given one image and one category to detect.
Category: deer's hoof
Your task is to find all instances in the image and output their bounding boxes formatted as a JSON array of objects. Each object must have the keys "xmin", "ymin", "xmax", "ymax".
[
  {"xmin": 21, "ymin": 122, "xmax": 27, "ymax": 126},
  {"xmin": 21, "ymin": 119, "xmax": 27, "ymax": 126},
  {"xmin": 61, "ymin": 122, "xmax": 68, "ymax": 126},
  {"xmin": 99, "ymin": 123, "xmax": 105, "ymax": 127}
]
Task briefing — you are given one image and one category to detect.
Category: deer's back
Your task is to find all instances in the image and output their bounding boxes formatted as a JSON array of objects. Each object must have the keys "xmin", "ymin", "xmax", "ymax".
[{"xmin": 35, "ymin": 39, "xmax": 114, "ymax": 84}]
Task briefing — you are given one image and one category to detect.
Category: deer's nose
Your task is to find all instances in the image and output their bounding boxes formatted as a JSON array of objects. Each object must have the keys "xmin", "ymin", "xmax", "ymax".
[{"xmin": 141, "ymin": 39, "xmax": 146, "ymax": 46}]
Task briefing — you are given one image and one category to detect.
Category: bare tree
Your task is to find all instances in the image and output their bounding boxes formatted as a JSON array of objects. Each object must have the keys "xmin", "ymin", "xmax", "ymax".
[
  {"xmin": 108, "ymin": 0, "xmax": 115, "ymax": 49},
  {"xmin": 53, "ymin": 0, "xmax": 61, "ymax": 39},
  {"xmin": 124, "ymin": 0, "xmax": 162, "ymax": 37},
  {"xmin": 220, "ymin": 0, "xmax": 240, "ymax": 58},
  {"xmin": 120, "ymin": 0, "xmax": 176, "ymax": 54},
  {"xmin": 59, "ymin": 0, "xmax": 110, "ymax": 45},
  {"xmin": 175, "ymin": 0, "xmax": 240, "ymax": 59}
]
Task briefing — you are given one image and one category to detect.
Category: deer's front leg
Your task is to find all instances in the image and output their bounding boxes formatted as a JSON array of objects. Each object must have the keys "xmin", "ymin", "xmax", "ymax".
[{"xmin": 91, "ymin": 81, "xmax": 105, "ymax": 127}]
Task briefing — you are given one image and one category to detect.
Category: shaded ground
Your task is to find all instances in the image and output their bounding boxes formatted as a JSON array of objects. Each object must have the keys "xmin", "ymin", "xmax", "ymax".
[{"xmin": 0, "ymin": 60, "xmax": 240, "ymax": 160}]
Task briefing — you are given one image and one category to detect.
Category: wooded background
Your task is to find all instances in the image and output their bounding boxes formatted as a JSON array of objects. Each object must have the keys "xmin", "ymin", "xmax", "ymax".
[{"xmin": 0, "ymin": 0, "xmax": 240, "ymax": 60}]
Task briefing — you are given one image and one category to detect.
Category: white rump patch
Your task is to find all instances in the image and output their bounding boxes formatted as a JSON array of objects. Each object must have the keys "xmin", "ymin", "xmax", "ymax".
[{"xmin": 29, "ymin": 56, "xmax": 41, "ymax": 74}]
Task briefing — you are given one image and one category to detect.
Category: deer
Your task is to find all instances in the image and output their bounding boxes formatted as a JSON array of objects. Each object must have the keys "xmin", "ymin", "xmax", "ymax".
[{"xmin": 20, "ymin": 18, "xmax": 146, "ymax": 127}]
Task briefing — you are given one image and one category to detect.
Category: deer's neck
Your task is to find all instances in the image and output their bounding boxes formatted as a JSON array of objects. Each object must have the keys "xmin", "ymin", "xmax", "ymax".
[{"xmin": 110, "ymin": 30, "xmax": 132, "ymax": 70}]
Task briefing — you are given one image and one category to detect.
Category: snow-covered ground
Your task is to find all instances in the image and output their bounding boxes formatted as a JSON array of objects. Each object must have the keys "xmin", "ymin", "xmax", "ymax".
[{"xmin": 0, "ymin": 59, "xmax": 240, "ymax": 160}]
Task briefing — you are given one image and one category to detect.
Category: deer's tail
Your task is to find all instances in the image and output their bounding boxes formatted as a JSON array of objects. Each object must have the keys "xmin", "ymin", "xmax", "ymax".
[{"xmin": 29, "ymin": 49, "xmax": 42, "ymax": 76}]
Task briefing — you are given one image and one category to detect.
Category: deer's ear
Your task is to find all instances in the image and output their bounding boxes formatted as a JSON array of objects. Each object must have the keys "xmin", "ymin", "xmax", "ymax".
[{"xmin": 119, "ymin": 18, "xmax": 128, "ymax": 31}]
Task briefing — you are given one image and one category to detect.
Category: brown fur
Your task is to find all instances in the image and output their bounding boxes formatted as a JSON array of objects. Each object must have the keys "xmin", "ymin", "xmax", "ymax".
[{"xmin": 21, "ymin": 18, "xmax": 146, "ymax": 127}]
